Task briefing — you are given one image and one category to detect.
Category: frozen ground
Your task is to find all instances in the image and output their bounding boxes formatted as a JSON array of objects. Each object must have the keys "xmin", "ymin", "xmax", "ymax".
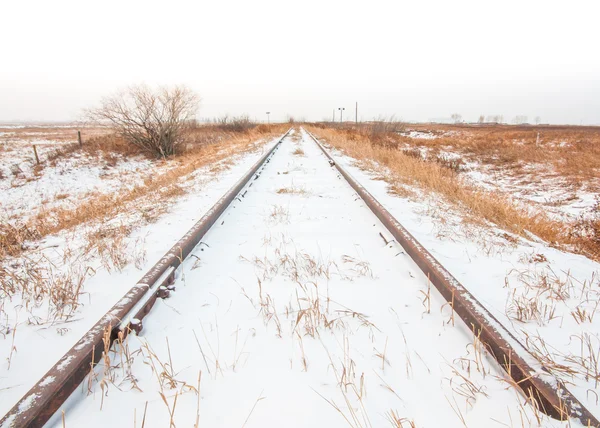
[
  {"xmin": 0, "ymin": 127, "xmax": 142, "ymax": 224},
  {"xmin": 399, "ymin": 131, "xmax": 599, "ymax": 221},
  {"xmin": 0, "ymin": 136, "xmax": 279, "ymax": 421},
  {"xmin": 461, "ymin": 161, "xmax": 598, "ymax": 221},
  {"xmin": 47, "ymin": 130, "xmax": 565, "ymax": 427},
  {"xmin": 324, "ymin": 135, "xmax": 600, "ymax": 421}
]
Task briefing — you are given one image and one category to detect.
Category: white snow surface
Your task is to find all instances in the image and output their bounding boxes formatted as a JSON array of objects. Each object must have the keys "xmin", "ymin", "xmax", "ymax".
[
  {"xmin": 0, "ymin": 137, "xmax": 280, "ymax": 421},
  {"xmin": 43, "ymin": 130, "xmax": 569, "ymax": 427},
  {"xmin": 461, "ymin": 161, "xmax": 598, "ymax": 220},
  {"xmin": 0, "ymin": 139, "xmax": 155, "ymax": 223},
  {"xmin": 323, "ymin": 137, "xmax": 600, "ymax": 422},
  {"xmin": 394, "ymin": 138, "xmax": 598, "ymax": 221},
  {"xmin": 399, "ymin": 130, "xmax": 439, "ymax": 139}
]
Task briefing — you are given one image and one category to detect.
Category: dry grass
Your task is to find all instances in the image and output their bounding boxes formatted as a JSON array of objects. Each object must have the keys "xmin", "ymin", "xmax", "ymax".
[
  {"xmin": 0, "ymin": 223, "xmax": 41, "ymax": 257},
  {"xmin": 323, "ymin": 122, "xmax": 600, "ymax": 185},
  {"xmin": 307, "ymin": 126, "xmax": 600, "ymax": 261},
  {"xmin": 0, "ymin": 125, "xmax": 287, "ymax": 260},
  {"xmin": 276, "ymin": 185, "xmax": 308, "ymax": 196},
  {"xmin": 404, "ymin": 123, "xmax": 600, "ymax": 182},
  {"xmin": 47, "ymin": 133, "xmax": 144, "ymax": 161},
  {"xmin": 309, "ymin": 128, "xmax": 561, "ymax": 242},
  {"xmin": 0, "ymin": 125, "xmax": 287, "ymax": 328},
  {"xmin": 0, "ymin": 125, "xmax": 110, "ymax": 143}
]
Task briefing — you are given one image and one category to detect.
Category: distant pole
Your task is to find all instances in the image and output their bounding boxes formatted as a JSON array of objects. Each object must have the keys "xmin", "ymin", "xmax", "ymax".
[
  {"xmin": 332, "ymin": 109, "xmax": 335, "ymax": 122},
  {"xmin": 77, "ymin": 130, "xmax": 82, "ymax": 147},
  {"xmin": 33, "ymin": 145, "xmax": 40, "ymax": 165},
  {"xmin": 355, "ymin": 102, "xmax": 358, "ymax": 124},
  {"xmin": 338, "ymin": 107, "xmax": 345, "ymax": 123},
  {"xmin": 266, "ymin": 112, "xmax": 271, "ymax": 124}
]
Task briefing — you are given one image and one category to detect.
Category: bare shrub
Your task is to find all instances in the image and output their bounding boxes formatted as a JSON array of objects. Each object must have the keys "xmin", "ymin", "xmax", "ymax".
[
  {"xmin": 320, "ymin": 117, "xmax": 406, "ymax": 147},
  {"xmin": 86, "ymin": 85, "xmax": 200, "ymax": 157},
  {"xmin": 362, "ymin": 117, "xmax": 406, "ymax": 139},
  {"xmin": 211, "ymin": 115, "xmax": 256, "ymax": 132},
  {"xmin": 1, "ymin": 126, "xmax": 286, "ymax": 262}
]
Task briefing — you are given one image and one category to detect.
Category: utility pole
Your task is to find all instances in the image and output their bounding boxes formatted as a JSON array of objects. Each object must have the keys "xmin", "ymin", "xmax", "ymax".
[
  {"xmin": 332, "ymin": 109, "xmax": 335, "ymax": 123},
  {"xmin": 338, "ymin": 107, "xmax": 345, "ymax": 123},
  {"xmin": 355, "ymin": 102, "xmax": 358, "ymax": 124},
  {"xmin": 266, "ymin": 112, "xmax": 270, "ymax": 124}
]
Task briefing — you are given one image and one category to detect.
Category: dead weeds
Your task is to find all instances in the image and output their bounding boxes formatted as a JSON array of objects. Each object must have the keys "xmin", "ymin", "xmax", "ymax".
[{"xmin": 307, "ymin": 125, "xmax": 600, "ymax": 261}]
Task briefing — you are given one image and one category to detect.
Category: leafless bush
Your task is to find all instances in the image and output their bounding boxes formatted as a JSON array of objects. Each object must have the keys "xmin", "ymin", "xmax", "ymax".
[
  {"xmin": 86, "ymin": 85, "xmax": 200, "ymax": 157},
  {"xmin": 212, "ymin": 115, "xmax": 256, "ymax": 132},
  {"xmin": 364, "ymin": 117, "xmax": 406, "ymax": 135}
]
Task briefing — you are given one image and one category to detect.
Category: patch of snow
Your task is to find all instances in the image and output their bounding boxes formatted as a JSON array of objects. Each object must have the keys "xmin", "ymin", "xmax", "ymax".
[{"xmin": 400, "ymin": 130, "xmax": 438, "ymax": 139}]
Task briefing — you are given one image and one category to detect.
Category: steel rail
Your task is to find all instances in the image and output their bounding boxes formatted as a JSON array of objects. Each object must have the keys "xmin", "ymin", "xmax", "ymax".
[
  {"xmin": 0, "ymin": 129, "xmax": 292, "ymax": 428},
  {"xmin": 305, "ymin": 128, "xmax": 599, "ymax": 427}
]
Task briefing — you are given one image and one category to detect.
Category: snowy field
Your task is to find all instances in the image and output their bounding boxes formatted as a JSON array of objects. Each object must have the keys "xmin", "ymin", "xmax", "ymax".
[
  {"xmin": 0, "ymin": 126, "xmax": 123, "ymax": 224},
  {"xmin": 399, "ymin": 128, "xmax": 600, "ymax": 222},
  {"xmin": 323, "ymin": 134, "xmax": 600, "ymax": 422},
  {"xmin": 44, "ymin": 130, "xmax": 570, "ymax": 427},
  {"xmin": 1, "ymin": 127, "xmax": 598, "ymax": 427},
  {"xmin": 0, "ymin": 131, "xmax": 280, "ymax": 422}
]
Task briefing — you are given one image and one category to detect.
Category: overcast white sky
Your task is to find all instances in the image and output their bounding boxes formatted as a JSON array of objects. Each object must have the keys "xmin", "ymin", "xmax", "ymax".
[{"xmin": 1, "ymin": 0, "xmax": 599, "ymax": 124}]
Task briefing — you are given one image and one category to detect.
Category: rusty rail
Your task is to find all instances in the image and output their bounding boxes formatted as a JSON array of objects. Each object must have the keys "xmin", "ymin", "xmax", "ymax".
[
  {"xmin": 0, "ymin": 129, "xmax": 292, "ymax": 428},
  {"xmin": 305, "ymin": 129, "xmax": 599, "ymax": 427}
]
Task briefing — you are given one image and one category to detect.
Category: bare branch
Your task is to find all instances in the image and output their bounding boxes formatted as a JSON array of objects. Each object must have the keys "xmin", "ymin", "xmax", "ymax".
[{"xmin": 86, "ymin": 85, "xmax": 200, "ymax": 157}]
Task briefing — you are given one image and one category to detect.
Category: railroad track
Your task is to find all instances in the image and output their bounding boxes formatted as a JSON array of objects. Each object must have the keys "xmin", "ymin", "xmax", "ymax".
[{"xmin": 2, "ymin": 128, "xmax": 598, "ymax": 427}]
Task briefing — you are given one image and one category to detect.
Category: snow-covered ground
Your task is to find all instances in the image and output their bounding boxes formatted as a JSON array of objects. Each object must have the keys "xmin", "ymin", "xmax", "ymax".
[
  {"xmin": 45, "ymin": 130, "xmax": 566, "ymax": 427},
  {"xmin": 399, "ymin": 130, "xmax": 438, "ymax": 139},
  {"xmin": 1, "ymin": 150, "xmax": 154, "ymax": 223},
  {"xmin": 398, "ymin": 138, "xmax": 598, "ymax": 221},
  {"xmin": 323, "ymin": 134, "xmax": 600, "ymax": 421},
  {"xmin": 0, "ymin": 127, "xmax": 133, "ymax": 223},
  {"xmin": 463, "ymin": 165, "xmax": 598, "ymax": 220},
  {"xmin": 0, "ymin": 136, "xmax": 280, "ymax": 421}
]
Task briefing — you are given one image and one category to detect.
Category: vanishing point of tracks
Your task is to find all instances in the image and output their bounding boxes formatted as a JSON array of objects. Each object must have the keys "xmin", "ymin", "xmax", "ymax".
[{"xmin": 2, "ymin": 128, "xmax": 599, "ymax": 427}]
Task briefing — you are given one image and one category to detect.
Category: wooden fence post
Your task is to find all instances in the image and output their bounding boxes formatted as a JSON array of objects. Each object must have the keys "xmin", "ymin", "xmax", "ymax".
[
  {"xmin": 33, "ymin": 145, "xmax": 40, "ymax": 165},
  {"xmin": 78, "ymin": 130, "xmax": 82, "ymax": 147}
]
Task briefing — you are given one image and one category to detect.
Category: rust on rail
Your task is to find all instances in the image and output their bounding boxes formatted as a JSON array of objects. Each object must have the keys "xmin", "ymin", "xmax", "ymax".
[
  {"xmin": 306, "ymin": 129, "xmax": 599, "ymax": 427},
  {"xmin": 0, "ymin": 130, "xmax": 291, "ymax": 428}
]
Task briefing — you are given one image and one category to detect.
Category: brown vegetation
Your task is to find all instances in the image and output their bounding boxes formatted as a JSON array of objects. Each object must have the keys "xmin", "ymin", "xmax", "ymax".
[
  {"xmin": 86, "ymin": 85, "xmax": 200, "ymax": 157},
  {"xmin": 307, "ymin": 124, "xmax": 600, "ymax": 261},
  {"xmin": 397, "ymin": 123, "xmax": 600, "ymax": 183},
  {"xmin": 0, "ymin": 125, "xmax": 110, "ymax": 143},
  {"xmin": 0, "ymin": 124, "xmax": 288, "ymax": 260}
]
